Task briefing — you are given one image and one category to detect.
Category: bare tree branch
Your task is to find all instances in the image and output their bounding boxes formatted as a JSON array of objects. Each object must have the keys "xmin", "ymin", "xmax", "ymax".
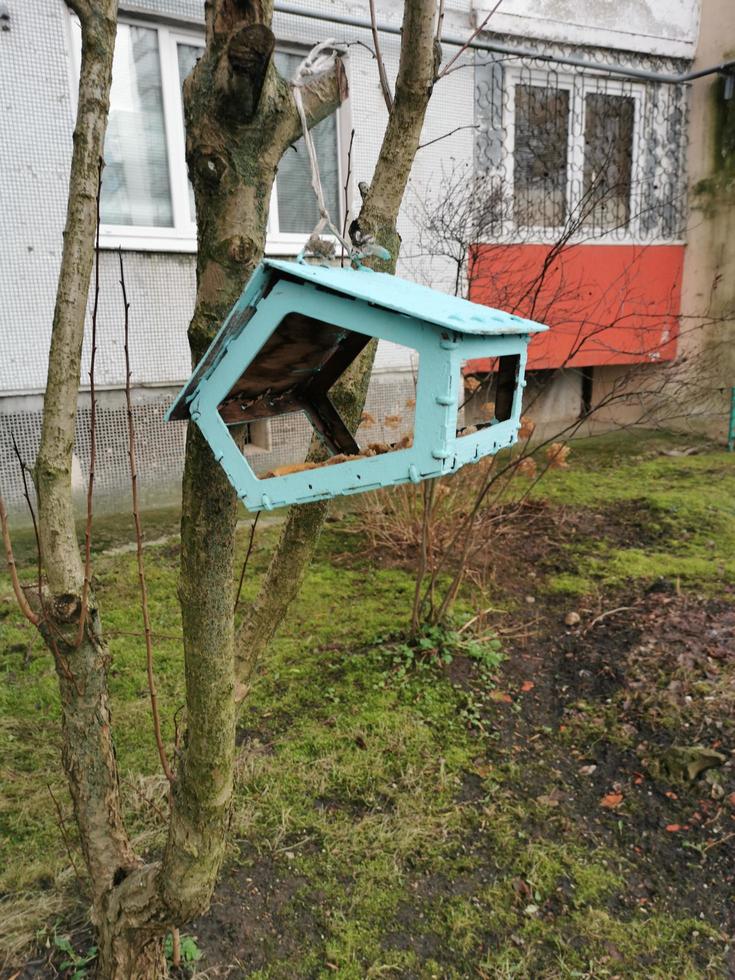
[
  {"xmin": 438, "ymin": 0, "xmax": 503, "ymax": 79},
  {"xmin": 76, "ymin": 161, "xmax": 102, "ymax": 648},
  {"xmin": 370, "ymin": 0, "xmax": 394, "ymax": 113},
  {"xmin": 65, "ymin": 0, "xmax": 92, "ymax": 23},
  {"xmin": 418, "ymin": 123, "xmax": 478, "ymax": 150},
  {"xmin": 119, "ymin": 249, "xmax": 174, "ymax": 788},
  {"xmin": 0, "ymin": 494, "xmax": 40, "ymax": 627}
]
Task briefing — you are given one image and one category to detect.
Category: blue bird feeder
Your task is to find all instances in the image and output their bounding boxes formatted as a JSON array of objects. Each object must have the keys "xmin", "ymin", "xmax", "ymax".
[{"xmin": 166, "ymin": 259, "xmax": 547, "ymax": 512}]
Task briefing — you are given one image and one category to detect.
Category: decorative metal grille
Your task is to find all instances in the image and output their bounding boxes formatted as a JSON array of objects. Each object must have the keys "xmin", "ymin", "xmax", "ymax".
[{"xmin": 475, "ymin": 47, "xmax": 689, "ymax": 243}]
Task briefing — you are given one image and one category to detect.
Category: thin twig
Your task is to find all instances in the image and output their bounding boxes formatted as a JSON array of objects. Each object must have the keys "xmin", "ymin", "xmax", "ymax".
[
  {"xmin": 119, "ymin": 249, "xmax": 174, "ymax": 787},
  {"xmin": 341, "ymin": 128, "xmax": 355, "ymax": 267},
  {"xmin": 46, "ymin": 782, "xmax": 87, "ymax": 896},
  {"xmin": 437, "ymin": 0, "xmax": 503, "ymax": 79},
  {"xmin": 6, "ymin": 442, "xmax": 79, "ymax": 684},
  {"xmin": 76, "ymin": 158, "xmax": 103, "ymax": 647},
  {"xmin": 411, "ymin": 479, "xmax": 435, "ymax": 635},
  {"xmin": 122, "ymin": 776, "xmax": 167, "ymax": 823},
  {"xmin": 418, "ymin": 124, "xmax": 479, "ymax": 151},
  {"xmin": 369, "ymin": 0, "xmax": 394, "ymax": 112},
  {"xmin": 11, "ymin": 434, "xmax": 44, "ymax": 617},
  {"xmin": 457, "ymin": 606, "xmax": 505, "ymax": 634},
  {"xmin": 234, "ymin": 512, "xmax": 260, "ymax": 614},
  {"xmin": 435, "ymin": 0, "xmax": 446, "ymax": 47},
  {"xmin": 584, "ymin": 606, "xmax": 635, "ymax": 633},
  {"xmin": 0, "ymin": 494, "xmax": 40, "ymax": 626}
]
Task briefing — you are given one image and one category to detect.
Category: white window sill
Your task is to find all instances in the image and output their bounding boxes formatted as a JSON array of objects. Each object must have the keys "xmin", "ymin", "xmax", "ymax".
[{"xmin": 99, "ymin": 232, "xmax": 338, "ymax": 257}]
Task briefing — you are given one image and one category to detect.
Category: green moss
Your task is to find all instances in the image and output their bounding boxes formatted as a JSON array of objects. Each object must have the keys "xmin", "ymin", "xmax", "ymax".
[{"xmin": 532, "ymin": 435, "xmax": 735, "ymax": 596}]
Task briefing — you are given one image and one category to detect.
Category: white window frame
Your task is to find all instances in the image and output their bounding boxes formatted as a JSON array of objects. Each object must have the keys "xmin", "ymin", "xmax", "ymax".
[
  {"xmin": 67, "ymin": 14, "xmax": 349, "ymax": 255},
  {"xmin": 504, "ymin": 66, "xmax": 653, "ymax": 245}
]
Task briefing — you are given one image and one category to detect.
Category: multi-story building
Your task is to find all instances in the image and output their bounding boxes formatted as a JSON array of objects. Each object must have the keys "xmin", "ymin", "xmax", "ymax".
[{"xmin": 1, "ymin": 0, "xmax": 733, "ymax": 515}]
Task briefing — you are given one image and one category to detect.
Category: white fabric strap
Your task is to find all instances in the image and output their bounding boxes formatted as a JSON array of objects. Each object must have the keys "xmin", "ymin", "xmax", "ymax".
[{"xmin": 290, "ymin": 41, "xmax": 355, "ymax": 257}]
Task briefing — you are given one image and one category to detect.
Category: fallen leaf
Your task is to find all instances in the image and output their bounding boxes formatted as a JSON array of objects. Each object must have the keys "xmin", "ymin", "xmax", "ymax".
[
  {"xmin": 490, "ymin": 691, "xmax": 513, "ymax": 703},
  {"xmin": 578, "ymin": 764, "xmax": 597, "ymax": 776},
  {"xmin": 727, "ymin": 792, "xmax": 735, "ymax": 808},
  {"xmin": 600, "ymin": 793, "xmax": 623, "ymax": 809},
  {"xmin": 520, "ymin": 680, "xmax": 535, "ymax": 692},
  {"xmin": 664, "ymin": 790, "xmax": 678, "ymax": 800},
  {"xmin": 665, "ymin": 824, "xmax": 681, "ymax": 832}
]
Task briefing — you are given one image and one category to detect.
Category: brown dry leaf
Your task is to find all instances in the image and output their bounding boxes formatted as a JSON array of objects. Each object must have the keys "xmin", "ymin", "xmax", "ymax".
[
  {"xmin": 516, "ymin": 457, "xmax": 537, "ymax": 479},
  {"xmin": 383, "ymin": 414, "xmax": 402, "ymax": 429},
  {"xmin": 600, "ymin": 792, "xmax": 624, "ymax": 809},
  {"xmin": 465, "ymin": 376, "xmax": 482, "ymax": 393},
  {"xmin": 518, "ymin": 416, "xmax": 536, "ymax": 440},
  {"xmin": 266, "ymin": 460, "xmax": 320, "ymax": 477},
  {"xmin": 665, "ymin": 824, "xmax": 682, "ymax": 832},
  {"xmin": 520, "ymin": 680, "xmax": 535, "ymax": 692},
  {"xmin": 489, "ymin": 691, "xmax": 513, "ymax": 703},
  {"xmin": 368, "ymin": 442, "xmax": 391, "ymax": 455},
  {"xmin": 545, "ymin": 442, "xmax": 571, "ymax": 469},
  {"xmin": 325, "ymin": 453, "xmax": 358, "ymax": 467}
]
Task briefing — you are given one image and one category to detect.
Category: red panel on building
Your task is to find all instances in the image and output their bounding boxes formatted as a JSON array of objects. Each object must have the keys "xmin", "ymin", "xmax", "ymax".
[{"xmin": 467, "ymin": 243, "xmax": 684, "ymax": 371}]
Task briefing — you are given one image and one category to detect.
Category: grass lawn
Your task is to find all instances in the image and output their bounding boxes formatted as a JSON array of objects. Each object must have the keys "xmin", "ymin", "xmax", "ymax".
[{"xmin": 1, "ymin": 430, "xmax": 734, "ymax": 978}]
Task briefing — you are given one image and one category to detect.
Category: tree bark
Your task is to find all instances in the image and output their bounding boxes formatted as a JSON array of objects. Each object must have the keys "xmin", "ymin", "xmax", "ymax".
[
  {"xmin": 236, "ymin": 0, "xmax": 441, "ymax": 684},
  {"xmin": 33, "ymin": 0, "xmax": 142, "ymax": 922},
  {"xmin": 157, "ymin": 0, "xmax": 349, "ymax": 930}
]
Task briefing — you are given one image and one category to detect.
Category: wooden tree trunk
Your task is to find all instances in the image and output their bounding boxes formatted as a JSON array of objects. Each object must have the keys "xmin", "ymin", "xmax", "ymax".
[
  {"xmin": 236, "ymin": 0, "xmax": 441, "ymax": 682},
  {"xmin": 31, "ymin": 0, "xmax": 142, "ymax": 940}
]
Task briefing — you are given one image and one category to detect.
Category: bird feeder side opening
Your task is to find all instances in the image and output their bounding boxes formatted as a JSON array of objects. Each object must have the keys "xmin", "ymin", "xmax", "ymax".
[{"xmin": 166, "ymin": 260, "xmax": 546, "ymax": 512}]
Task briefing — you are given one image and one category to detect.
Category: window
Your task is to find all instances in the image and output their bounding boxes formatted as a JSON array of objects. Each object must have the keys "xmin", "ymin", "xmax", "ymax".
[
  {"xmin": 68, "ymin": 17, "xmax": 346, "ymax": 252},
  {"xmin": 509, "ymin": 70, "xmax": 640, "ymax": 236},
  {"xmin": 582, "ymin": 92, "xmax": 634, "ymax": 231},
  {"xmin": 513, "ymin": 84, "xmax": 570, "ymax": 228}
]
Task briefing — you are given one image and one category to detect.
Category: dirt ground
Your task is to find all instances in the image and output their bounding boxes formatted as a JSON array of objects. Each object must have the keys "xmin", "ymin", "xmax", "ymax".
[{"xmin": 185, "ymin": 492, "xmax": 735, "ymax": 978}]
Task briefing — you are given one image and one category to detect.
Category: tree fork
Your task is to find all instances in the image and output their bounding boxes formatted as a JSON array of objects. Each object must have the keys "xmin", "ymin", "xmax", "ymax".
[{"xmin": 236, "ymin": 0, "xmax": 441, "ymax": 684}]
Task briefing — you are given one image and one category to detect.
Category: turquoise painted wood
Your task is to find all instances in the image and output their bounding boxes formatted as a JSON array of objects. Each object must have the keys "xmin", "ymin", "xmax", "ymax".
[{"xmin": 166, "ymin": 259, "xmax": 547, "ymax": 512}]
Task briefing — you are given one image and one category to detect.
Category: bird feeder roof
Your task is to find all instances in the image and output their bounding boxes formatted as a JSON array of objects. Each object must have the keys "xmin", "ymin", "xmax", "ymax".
[
  {"xmin": 265, "ymin": 259, "xmax": 547, "ymax": 337},
  {"xmin": 167, "ymin": 259, "xmax": 547, "ymax": 424}
]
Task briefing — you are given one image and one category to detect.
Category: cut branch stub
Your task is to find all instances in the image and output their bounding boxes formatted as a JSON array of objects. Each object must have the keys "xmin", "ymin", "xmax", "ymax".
[{"xmin": 220, "ymin": 23, "xmax": 276, "ymax": 121}]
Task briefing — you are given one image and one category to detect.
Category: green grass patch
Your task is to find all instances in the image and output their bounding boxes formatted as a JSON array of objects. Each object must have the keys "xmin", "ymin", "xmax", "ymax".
[{"xmin": 1, "ymin": 431, "xmax": 733, "ymax": 974}]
